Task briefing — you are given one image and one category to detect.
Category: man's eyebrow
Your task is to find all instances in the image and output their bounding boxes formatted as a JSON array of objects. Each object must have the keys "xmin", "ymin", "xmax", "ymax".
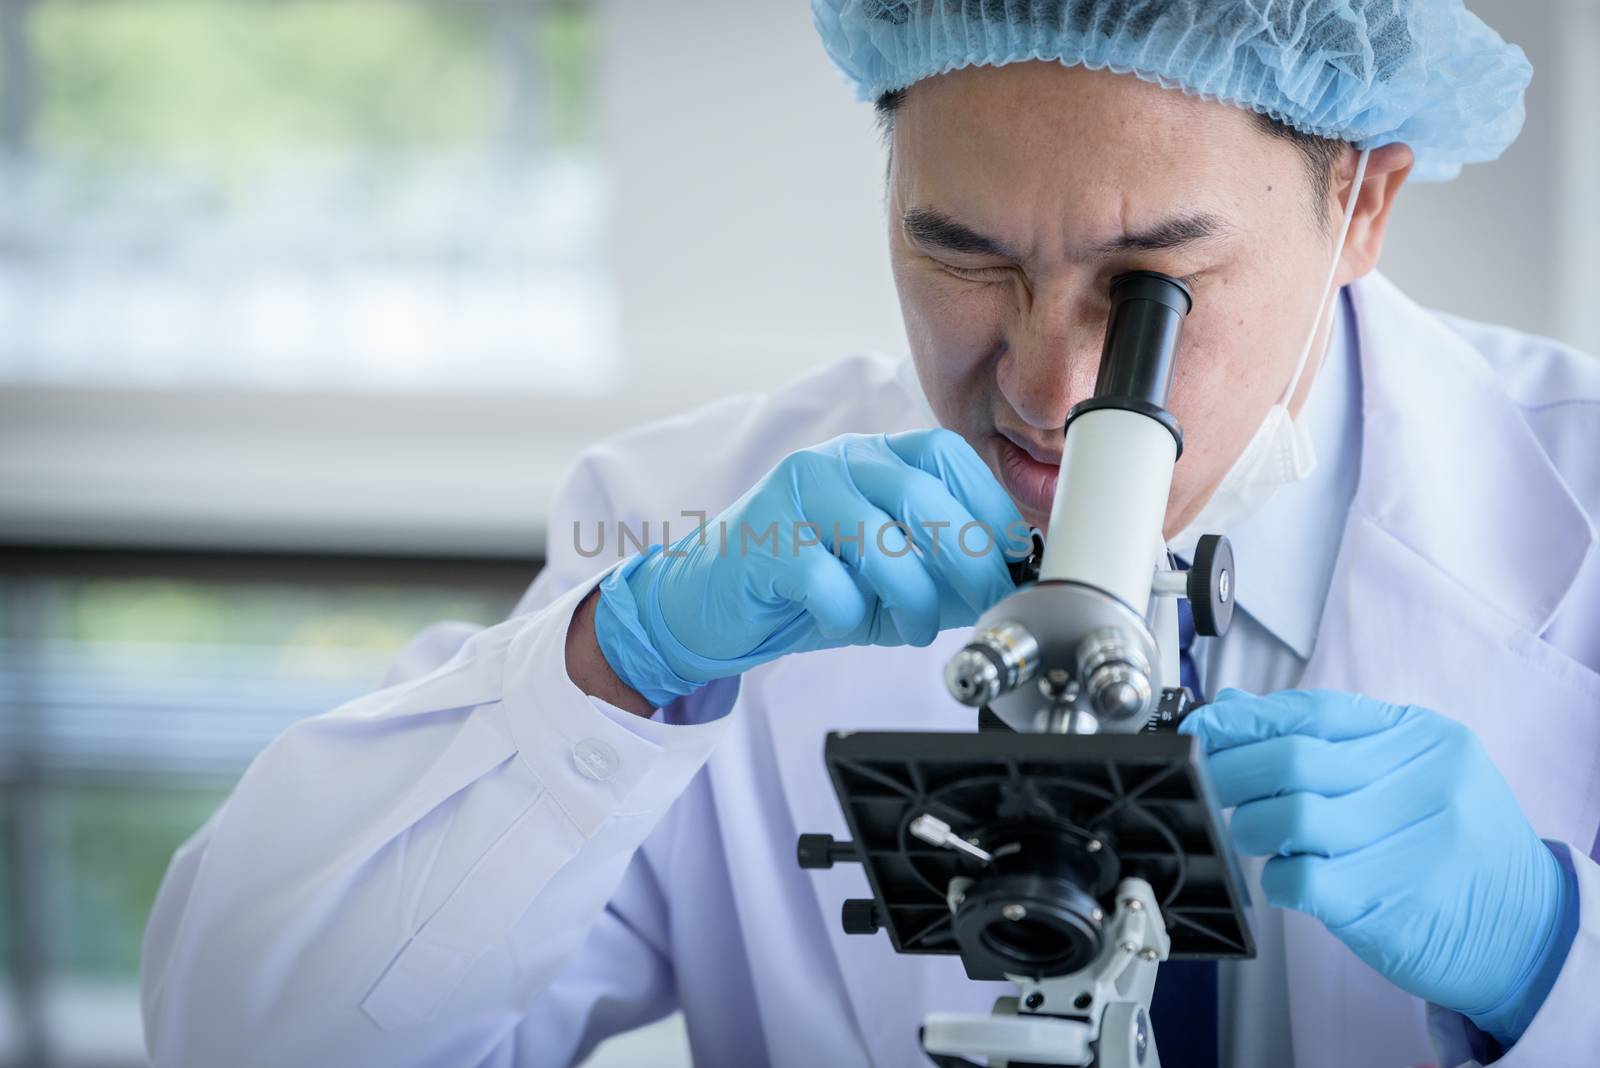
[
  {"xmin": 1094, "ymin": 212, "xmax": 1231, "ymax": 255},
  {"xmin": 901, "ymin": 207, "xmax": 1018, "ymax": 259}
]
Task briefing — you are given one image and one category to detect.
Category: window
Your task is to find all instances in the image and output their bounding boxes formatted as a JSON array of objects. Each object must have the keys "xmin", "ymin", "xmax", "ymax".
[
  {"xmin": 0, "ymin": 549, "xmax": 529, "ymax": 1066},
  {"xmin": 0, "ymin": 549, "xmax": 691, "ymax": 1067},
  {"xmin": 0, "ymin": 0, "xmax": 613, "ymax": 394}
]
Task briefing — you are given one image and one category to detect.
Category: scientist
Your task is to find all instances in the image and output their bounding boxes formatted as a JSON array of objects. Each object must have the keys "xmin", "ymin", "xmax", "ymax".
[{"xmin": 141, "ymin": 3, "xmax": 1600, "ymax": 1067}]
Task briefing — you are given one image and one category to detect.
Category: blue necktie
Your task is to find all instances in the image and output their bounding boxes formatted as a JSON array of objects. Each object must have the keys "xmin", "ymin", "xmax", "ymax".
[{"xmin": 1146, "ymin": 595, "xmax": 1220, "ymax": 1068}]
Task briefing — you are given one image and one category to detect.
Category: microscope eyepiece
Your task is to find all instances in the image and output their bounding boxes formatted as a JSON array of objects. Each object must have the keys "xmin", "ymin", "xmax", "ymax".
[
  {"xmin": 1063, "ymin": 270, "xmax": 1192, "ymax": 458},
  {"xmin": 1109, "ymin": 270, "xmax": 1192, "ymax": 314}
]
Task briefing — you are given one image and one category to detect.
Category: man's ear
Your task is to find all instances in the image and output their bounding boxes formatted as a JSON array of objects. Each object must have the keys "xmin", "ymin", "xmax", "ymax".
[{"xmin": 1333, "ymin": 142, "xmax": 1414, "ymax": 286}]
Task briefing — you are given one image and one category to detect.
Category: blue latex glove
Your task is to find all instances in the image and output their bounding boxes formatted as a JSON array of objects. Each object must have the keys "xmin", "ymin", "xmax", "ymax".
[
  {"xmin": 1181, "ymin": 689, "xmax": 1579, "ymax": 1046},
  {"xmin": 594, "ymin": 429, "xmax": 1028, "ymax": 707}
]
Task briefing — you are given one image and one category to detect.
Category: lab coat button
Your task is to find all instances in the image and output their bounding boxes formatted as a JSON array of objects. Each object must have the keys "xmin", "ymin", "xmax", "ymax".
[{"xmin": 572, "ymin": 738, "xmax": 619, "ymax": 781}]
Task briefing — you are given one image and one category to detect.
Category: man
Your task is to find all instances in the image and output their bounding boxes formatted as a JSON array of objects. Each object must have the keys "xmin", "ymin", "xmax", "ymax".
[{"xmin": 141, "ymin": 3, "xmax": 1600, "ymax": 1066}]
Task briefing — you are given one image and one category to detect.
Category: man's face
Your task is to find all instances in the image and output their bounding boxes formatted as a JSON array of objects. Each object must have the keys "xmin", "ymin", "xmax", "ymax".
[{"xmin": 889, "ymin": 62, "xmax": 1347, "ymax": 535}]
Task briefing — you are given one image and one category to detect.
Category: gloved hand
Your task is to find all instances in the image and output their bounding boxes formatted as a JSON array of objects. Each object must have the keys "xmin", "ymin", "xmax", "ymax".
[
  {"xmin": 594, "ymin": 429, "xmax": 1029, "ymax": 708},
  {"xmin": 1181, "ymin": 689, "xmax": 1579, "ymax": 1046}
]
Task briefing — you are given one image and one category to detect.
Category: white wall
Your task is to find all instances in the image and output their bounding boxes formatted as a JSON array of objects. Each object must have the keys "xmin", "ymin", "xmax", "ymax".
[
  {"xmin": 599, "ymin": 0, "xmax": 906, "ymax": 396},
  {"xmin": 1379, "ymin": 0, "xmax": 1600, "ymax": 352}
]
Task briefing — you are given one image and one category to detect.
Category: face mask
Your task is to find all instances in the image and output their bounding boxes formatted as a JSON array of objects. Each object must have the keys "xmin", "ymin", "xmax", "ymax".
[{"xmin": 1171, "ymin": 147, "xmax": 1372, "ymax": 557}]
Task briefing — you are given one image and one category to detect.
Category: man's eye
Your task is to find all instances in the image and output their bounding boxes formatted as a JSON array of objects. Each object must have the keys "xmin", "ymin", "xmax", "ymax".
[
  {"xmin": 941, "ymin": 263, "xmax": 1013, "ymax": 284},
  {"xmin": 1143, "ymin": 269, "xmax": 1203, "ymax": 288}
]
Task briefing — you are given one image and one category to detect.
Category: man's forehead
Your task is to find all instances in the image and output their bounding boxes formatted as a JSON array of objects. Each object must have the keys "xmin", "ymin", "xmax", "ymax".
[{"xmin": 891, "ymin": 72, "xmax": 1300, "ymax": 254}]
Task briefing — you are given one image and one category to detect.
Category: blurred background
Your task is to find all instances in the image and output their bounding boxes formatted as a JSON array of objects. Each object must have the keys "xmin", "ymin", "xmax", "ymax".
[{"xmin": 0, "ymin": 1, "xmax": 1595, "ymax": 1065}]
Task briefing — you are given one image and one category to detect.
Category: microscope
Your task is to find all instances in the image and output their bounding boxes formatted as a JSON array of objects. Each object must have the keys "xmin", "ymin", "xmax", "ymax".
[{"xmin": 797, "ymin": 273, "xmax": 1255, "ymax": 1067}]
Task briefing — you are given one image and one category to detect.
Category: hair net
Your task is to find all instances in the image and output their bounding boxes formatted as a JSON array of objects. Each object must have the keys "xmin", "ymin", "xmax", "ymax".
[{"xmin": 811, "ymin": 0, "xmax": 1532, "ymax": 180}]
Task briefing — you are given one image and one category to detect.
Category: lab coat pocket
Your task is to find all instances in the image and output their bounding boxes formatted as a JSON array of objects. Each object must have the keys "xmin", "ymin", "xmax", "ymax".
[
  {"xmin": 1501, "ymin": 626, "xmax": 1600, "ymax": 842},
  {"xmin": 361, "ymin": 788, "xmax": 586, "ymax": 1031},
  {"xmin": 1308, "ymin": 515, "xmax": 1600, "ymax": 866},
  {"xmin": 1503, "ymin": 625, "xmax": 1600, "ymax": 708}
]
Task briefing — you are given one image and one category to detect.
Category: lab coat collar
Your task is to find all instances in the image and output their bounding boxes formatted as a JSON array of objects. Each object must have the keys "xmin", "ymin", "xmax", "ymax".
[
  {"xmin": 1218, "ymin": 291, "xmax": 1361, "ymax": 660},
  {"xmin": 1346, "ymin": 271, "xmax": 1595, "ymax": 634}
]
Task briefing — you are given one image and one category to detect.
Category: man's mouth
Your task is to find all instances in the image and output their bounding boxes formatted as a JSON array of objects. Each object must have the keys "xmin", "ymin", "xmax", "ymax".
[{"xmin": 995, "ymin": 432, "xmax": 1061, "ymax": 521}]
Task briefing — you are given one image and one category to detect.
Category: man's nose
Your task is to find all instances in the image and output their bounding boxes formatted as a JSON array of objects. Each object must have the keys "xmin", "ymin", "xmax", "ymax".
[{"xmin": 997, "ymin": 295, "xmax": 1103, "ymax": 431}]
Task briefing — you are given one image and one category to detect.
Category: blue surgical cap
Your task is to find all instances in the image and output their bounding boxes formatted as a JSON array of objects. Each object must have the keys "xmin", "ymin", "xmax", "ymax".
[{"xmin": 811, "ymin": 0, "xmax": 1532, "ymax": 180}]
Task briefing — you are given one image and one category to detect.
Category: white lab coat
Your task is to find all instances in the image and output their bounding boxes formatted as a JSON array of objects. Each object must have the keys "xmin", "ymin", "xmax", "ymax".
[{"xmin": 141, "ymin": 273, "xmax": 1600, "ymax": 1068}]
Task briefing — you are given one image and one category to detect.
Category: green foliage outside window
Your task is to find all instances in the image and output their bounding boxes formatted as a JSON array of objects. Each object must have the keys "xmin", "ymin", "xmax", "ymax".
[
  {"xmin": 3, "ymin": 570, "xmax": 521, "ymax": 981},
  {"xmin": 32, "ymin": 0, "xmax": 595, "ymax": 165}
]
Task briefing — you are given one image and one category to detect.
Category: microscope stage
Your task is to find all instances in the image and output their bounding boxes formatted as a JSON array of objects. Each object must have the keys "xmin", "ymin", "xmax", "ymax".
[{"xmin": 821, "ymin": 729, "xmax": 1254, "ymax": 979}]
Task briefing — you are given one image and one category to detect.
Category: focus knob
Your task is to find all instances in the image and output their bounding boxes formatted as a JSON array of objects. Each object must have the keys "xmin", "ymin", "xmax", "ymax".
[
  {"xmin": 1187, "ymin": 534, "xmax": 1236, "ymax": 637},
  {"xmin": 841, "ymin": 899, "xmax": 883, "ymax": 935},
  {"xmin": 797, "ymin": 833, "xmax": 856, "ymax": 870}
]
